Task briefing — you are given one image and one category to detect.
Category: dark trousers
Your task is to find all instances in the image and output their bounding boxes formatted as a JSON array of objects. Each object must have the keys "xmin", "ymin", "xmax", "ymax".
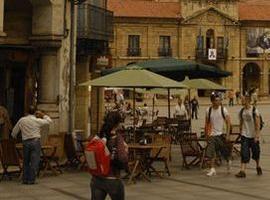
[
  {"xmin": 229, "ymin": 98, "xmax": 234, "ymax": 106},
  {"xmin": 191, "ymin": 108, "xmax": 198, "ymax": 119},
  {"xmin": 22, "ymin": 138, "xmax": 41, "ymax": 183},
  {"xmin": 241, "ymin": 136, "xmax": 260, "ymax": 163},
  {"xmin": 91, "ymin": 176, "xmax": 125, "ymax": 200}
]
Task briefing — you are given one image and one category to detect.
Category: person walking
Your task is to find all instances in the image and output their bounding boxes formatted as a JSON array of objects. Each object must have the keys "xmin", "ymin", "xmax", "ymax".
[
  {"xmin": 90, "ymin": 111, "xmax": 128, "ymax": 200},
  {"xmin": 235, "ymin": 94, "xmax": 262, "ymax": 178},
  {"xmin": 11, "ymin": 106, "xmax": 52, "ymax": 184},
  {"xmin": 228, "ymin": 90, "xmax": 234, "ymax": 106},
  {"xmin": 205, "ymin": 92, "xmax": 232, "ymax": 176},
  {"xmin": 191, "ymin": 96, "xmax": 199, "ymax": 120}
]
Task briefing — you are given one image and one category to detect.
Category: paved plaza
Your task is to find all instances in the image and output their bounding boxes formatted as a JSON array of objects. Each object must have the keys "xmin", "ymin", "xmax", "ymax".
[{"xmin": 1, "ymin": 102, "xmax": 270, "ymax": 200}]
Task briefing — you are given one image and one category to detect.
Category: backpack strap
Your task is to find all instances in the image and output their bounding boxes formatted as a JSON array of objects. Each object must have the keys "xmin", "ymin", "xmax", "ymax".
[
  {"xmin": 252, "ymin": 106, "xmax": 256, "ymax": 121},
  {"xmin": 207, "ymin": 106, "xmax": 212, "ymax": 123},
  {"xmin": 239, "ymin": 107, "xmax": 244, "ymax": 121},
  {"xmin": 221, "ymin": 105, "xmax": 226, "ymax": 120}
]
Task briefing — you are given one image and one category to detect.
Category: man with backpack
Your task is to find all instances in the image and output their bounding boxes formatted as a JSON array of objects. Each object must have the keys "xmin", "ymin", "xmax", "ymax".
[
  {"xmin": 205, "ymin": 92, "xmax": 232, "ymax": 176},
  {"xmin": 235, "ymin": 94, "xmax": 262, "ymax": 178}
]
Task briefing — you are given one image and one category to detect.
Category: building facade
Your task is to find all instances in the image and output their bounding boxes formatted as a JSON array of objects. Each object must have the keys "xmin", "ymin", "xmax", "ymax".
[
  {"xmin": 0, "ymin": 0, "xmax": 74, "ymax": 139},
  {"xmin": 75, "ymin": 0, "xmax": 113, "ymax": 136},
  {"xmin": 108, "ymin": 0, "xmax": 270, "ymax": 97}
]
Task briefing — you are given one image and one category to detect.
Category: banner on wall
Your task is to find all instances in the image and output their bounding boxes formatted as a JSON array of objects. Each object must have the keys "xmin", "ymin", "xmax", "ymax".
[
  {"xmin": 208, "ymin": 49, "xmax": 217, "ymax": 60},
  {"xmin": 247, "ymin": 28, "xmax": 270, "ymax": 54}
]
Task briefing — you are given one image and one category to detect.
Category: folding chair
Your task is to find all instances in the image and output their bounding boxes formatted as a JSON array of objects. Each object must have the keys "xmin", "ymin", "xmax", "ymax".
[
  {"xmin": 0, "ymin": 139, "xmax": 22, "ymax": 181},
  {"xmin": 179, "ymin": 133, "xmax": 203, "ymax": 169},
  {"xmin": 42, "ymin": 135, "xmax": 63, "ymax": 174},
  {"xmin": 63, "ymin": 134, "xmax": 83, "ymax": 168},
  {"xmin": 148, "ymin": 134, "xmax": 171, "ymax": 176}
]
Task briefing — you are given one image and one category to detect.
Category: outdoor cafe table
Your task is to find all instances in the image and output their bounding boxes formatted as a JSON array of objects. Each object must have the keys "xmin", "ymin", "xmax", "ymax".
[
  {"xmin": 16, "ymin": 144, "xmax": 59, "ymax": 177},
  {"xmin": 127, "ymin": 143, "xmax": 167, "ymax": 184}
]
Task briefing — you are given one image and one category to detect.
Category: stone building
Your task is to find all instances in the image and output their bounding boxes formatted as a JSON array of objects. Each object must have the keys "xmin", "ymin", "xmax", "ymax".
[
  {"xmin": 0, "ymin": 0, "xmax": 74, "ymax": 137},
  {"xmin": 108, "ymin": 0, "xmax": 270, "ymax": 97},
  {"xmin": 75, "ymin": 0, "xmax": 113, "ymax": 136}
]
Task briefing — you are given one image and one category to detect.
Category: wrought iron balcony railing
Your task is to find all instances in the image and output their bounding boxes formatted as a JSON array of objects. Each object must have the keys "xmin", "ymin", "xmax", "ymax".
[
  {"xmin": 158, "ymin": 48, "xmax": 172, "ymax": 57},
  {"xmin": 196, "ymin": 48, "xmax": 228, "ymax": 60},
  {"xmin": 127, "ymin": 48, "xmax": 141, "ymax": 57},
  {"xmin": 77, "ymin": 4, "xmax": 113, "ymax": 41}
]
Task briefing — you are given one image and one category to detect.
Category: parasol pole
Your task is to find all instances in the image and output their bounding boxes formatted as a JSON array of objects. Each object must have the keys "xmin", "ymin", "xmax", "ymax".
[{"xmin": 168, "ymin": 88, "xmax": 171, "ymax": 119}]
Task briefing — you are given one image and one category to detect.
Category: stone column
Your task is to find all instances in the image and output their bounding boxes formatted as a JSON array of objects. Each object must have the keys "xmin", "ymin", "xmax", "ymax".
[
  {"xmin": 0, "ymin": 0, "xmax": 6, "ymax": 42},
  {"xmin": 90, "ymin": 72, "xmax": 104, "ymax": 136},
  {"xmin": 39, "ymin": 52, "xmax": 58, "ymax": 104},
  {"xmin": 37, "ymin": 50, "xmax": 59, "ymax": 136},
  {"xmin": 262, "ymin": 59, "xmax": 269, "ymax": 96},
  {"xmin": 75, "ymin": 56, "xmax": 91, "ymax": 137}
]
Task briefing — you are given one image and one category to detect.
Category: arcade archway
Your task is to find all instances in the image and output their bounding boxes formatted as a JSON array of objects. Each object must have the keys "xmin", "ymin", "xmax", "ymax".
[{"xmin": 242, "ymin": 63, "xmax": 261, "ymax": 94}]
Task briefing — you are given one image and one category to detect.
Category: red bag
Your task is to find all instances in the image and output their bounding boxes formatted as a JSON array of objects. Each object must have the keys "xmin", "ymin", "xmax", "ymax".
[{"xmin": 85, "ymin": 137, "xmax": 111, "ymax": 176}]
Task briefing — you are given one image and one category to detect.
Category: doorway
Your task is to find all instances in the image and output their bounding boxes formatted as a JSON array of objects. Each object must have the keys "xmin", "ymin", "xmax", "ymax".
[{"xmin": 242, "ymin": 63, "xmax": 261, "ymax": 94}]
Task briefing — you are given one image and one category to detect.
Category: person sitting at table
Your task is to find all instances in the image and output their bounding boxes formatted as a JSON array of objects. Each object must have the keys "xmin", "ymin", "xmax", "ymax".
[
  {"xmin": 91, "ymin": 111, "xmax": 128, "ymax": 200},
  {"xmin": 174, "ymin": 98, "xmax": 188, "ymax": 120},
  {"xmin": 11, "ymin": 106, "xmax": 52, "ymax": 185}
]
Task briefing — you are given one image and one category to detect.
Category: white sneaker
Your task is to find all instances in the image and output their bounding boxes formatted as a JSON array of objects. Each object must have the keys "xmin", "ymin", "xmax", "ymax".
[
  {"xmin": 206, "ymin": 168, "xmax": 216, "ymax": 177},
  {"xmin": 227, "ymin": 160, "xmax": 232, "ymax": 173}
]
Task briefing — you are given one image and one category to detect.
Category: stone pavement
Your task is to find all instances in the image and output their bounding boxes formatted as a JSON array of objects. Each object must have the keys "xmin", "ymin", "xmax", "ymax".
[{"xmin": 1, "ymin": 104, "xmax": 270, "ymax": 200}]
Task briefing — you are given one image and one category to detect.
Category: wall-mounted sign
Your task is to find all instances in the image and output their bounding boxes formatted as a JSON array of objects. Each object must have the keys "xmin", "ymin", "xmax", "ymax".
[
  {"xmin": 208, "ymin": 49, "xmax": 217, "ymax": 60},
  {"xmin": 97, "ymin": 56, "xmax": 109, "ymax": 66},
  {"xmin": 90, "ymin": 55, "xmax": 112, "ymax": 73}
]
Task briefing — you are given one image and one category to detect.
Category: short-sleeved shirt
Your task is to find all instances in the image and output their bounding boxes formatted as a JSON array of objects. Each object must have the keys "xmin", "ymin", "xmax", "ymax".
[
  {"xmin": 239, "ymin": 106, "xmax": 259, "ymax": 138},
  {"xmin": 174, "ymin": 104, "xmax": 187, "ymax": 117},
  {"xmin": 206, "ymin": 106, "xmax": 229, "ymax": 136}
]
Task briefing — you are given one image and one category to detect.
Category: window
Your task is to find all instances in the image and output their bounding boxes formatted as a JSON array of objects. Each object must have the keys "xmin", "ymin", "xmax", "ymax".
[
  {"xmin": 158, "ymin": 36, "xmax": 171, "ymax": 57},
  {"xmin": 217, "ymin": 37, "xmax": 224, "ymax": 50},
  {"xmin": 127, "ymin": 35, "xmax": 140, "ymax": 56}
]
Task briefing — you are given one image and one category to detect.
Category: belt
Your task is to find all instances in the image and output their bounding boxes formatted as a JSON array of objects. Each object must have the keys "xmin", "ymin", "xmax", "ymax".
[{"xmin": 24, "ymin": 137, "xmax": 40, "ymax": 142}]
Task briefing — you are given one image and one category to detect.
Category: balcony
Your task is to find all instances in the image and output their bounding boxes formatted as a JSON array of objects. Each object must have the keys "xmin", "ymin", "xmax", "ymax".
[
  {"xmin": 127, "ymin": 48, "xmax": 141, "ymax": 57},
  {"xmin": 196, "ymin": 48, "xmax": 228, "ymax": 61},
  {"xmin": 77, "ymin": 4, "xmax": 113, "ymax": 41},
  {"xmin": 158, "ymin": 48, "xmax": 172, "ymax": 57}
]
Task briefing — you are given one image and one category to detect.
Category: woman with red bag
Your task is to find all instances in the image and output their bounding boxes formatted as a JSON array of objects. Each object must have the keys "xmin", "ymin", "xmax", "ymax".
[{"xmin": 90, "ymin": 111, "xmax": 128, "ymax": 200}]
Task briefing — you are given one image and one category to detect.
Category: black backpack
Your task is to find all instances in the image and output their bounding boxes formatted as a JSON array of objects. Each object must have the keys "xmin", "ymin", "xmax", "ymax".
[{"xmin": 240, "ymin": 106, "xmax": 264, "ymax": 130}]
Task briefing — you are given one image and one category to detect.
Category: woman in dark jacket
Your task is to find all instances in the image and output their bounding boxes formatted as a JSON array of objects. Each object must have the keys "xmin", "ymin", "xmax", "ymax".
[{"xmin": 90, "ymin": 111, "xmax": 128, "ymax": 200}]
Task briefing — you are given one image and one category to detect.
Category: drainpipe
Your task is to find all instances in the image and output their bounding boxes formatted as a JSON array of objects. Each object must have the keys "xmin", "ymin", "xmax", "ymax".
[{"xmin": 68, "ymin": 0, "xmax": 76, "ymax": 135}]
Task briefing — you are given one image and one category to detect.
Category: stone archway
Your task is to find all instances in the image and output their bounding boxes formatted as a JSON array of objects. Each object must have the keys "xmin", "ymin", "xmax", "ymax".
[{"xmin": 242, "ymin": 62, "xmax": 261, "ymax": 94}]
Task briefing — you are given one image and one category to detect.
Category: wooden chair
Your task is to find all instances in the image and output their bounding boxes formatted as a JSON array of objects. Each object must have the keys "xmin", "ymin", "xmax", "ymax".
[
  {"xmin": 179, "ymin": 133, "xmax": 203, "ymax": 169},
  {"xmin": 0, "ymin": 139, "xmax": 22, "ymax": 181},
  {"xmin": 148, "ymin": 134, "xmax": 171, "ymax": 176},
  {"xmin": 42, "ymin": 135, "xmax": 63, "ymax": 175}
]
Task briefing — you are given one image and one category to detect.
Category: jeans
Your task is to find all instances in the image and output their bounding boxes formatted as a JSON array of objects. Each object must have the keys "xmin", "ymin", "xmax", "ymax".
[
  {"xmin": 22, "ymin": 138, "xmax": 41, "ymax": 183},
  {"xmin": 90, "ymin": 176, "xmax": 125, "ymax": 200}
]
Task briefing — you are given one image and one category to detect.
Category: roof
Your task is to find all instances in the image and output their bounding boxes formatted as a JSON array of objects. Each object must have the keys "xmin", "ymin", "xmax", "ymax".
[
  {"xmin": 108, "ymin": 0, "xmax": 270, "ymax": 22},
  {"xmin": 239, "ymin": 1, "xmax": 270, "ymax": 21},
  {"xmin": 107, "ymin": 0, "xmax": 181, "ymax": 19}
]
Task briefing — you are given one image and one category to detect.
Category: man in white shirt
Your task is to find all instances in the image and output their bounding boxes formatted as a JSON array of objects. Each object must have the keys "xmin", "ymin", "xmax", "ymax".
[
  {"xmin": 174, "ymin": 98, "xmax": 188, "ymax": 120},
  {"xmin": 205, "ymin": 92, "xmax": 232, "ymax": 176},
  {"xmin": 235, "ymin": 94, "xmax": 262, "ymax": 178},
  {"xmin": 11, "ymin": 106, "xmax": 52, "ymax": 184}
]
